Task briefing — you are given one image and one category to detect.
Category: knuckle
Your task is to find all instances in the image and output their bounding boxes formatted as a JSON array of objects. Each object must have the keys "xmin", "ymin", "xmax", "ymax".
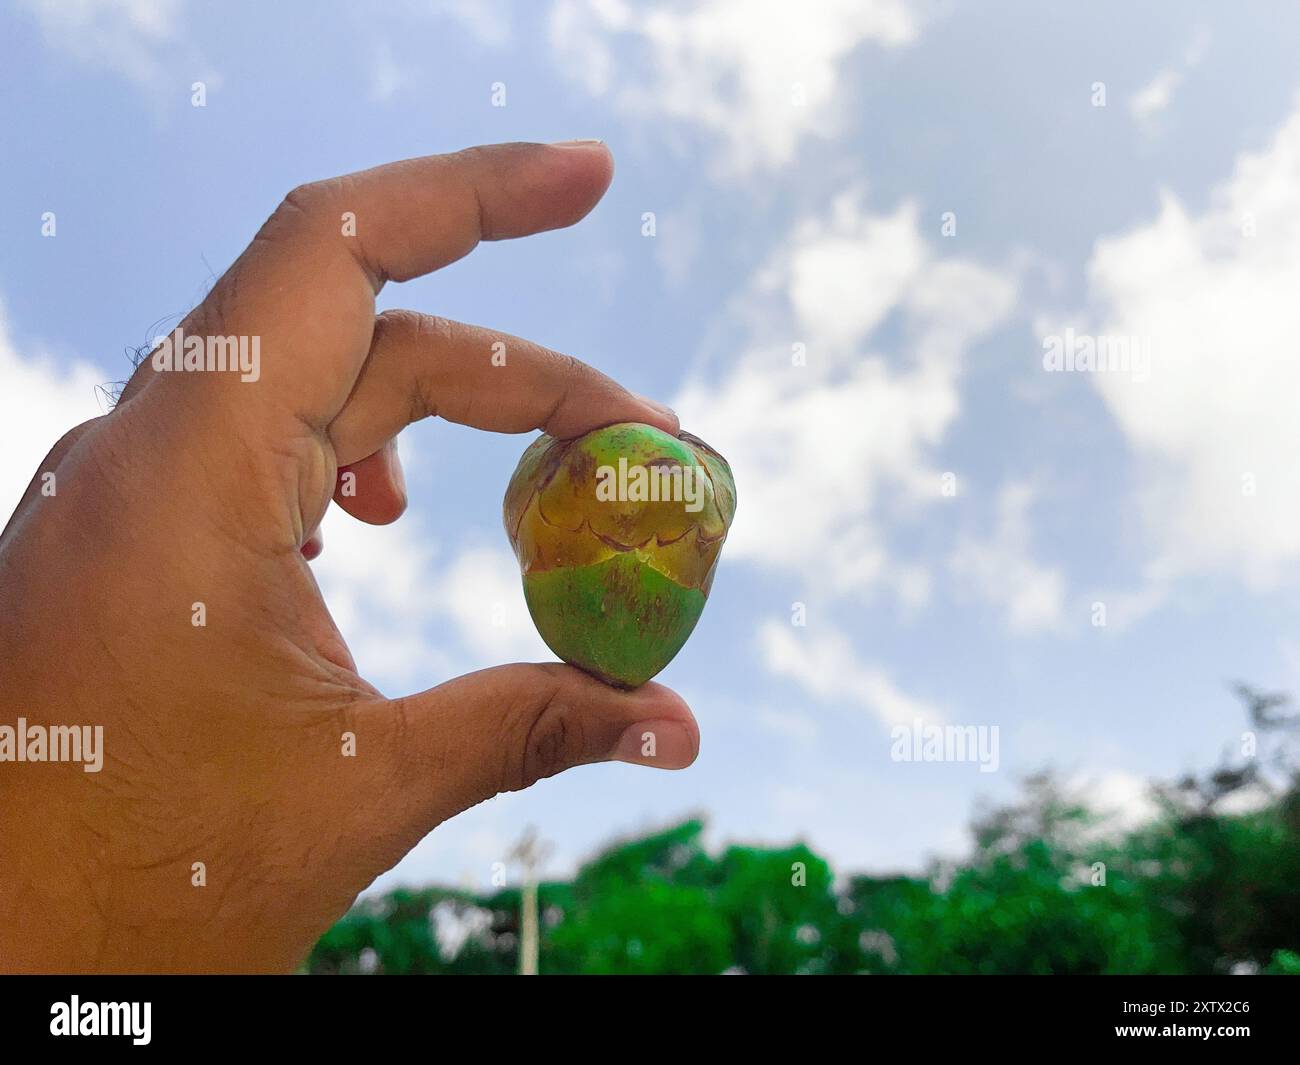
[
  {"xmin": 270, "ymin": 179, "xmax": 341, "ymax": 233},
  {"xmin": 53, "ymin": 417, "xmax": 102, "ymax": 453},
  {"xmin": 541, "ymin": 350, "xmax": 597, "ymax": 405},
  {"xmin": 414, "ymin": 312, "xmax": 456, "ymax": 349},
  {"xmin": 375, "ymin": 311, "xmax": 454, "ymax": 423},
  {"xmin": 548, "ymin": 350, "xmax": 586, "ymax": 382},
  {"xmin": 374, "ymin": 307, "xmax": 421, "ymax": 339},
  {"xmin": 376, "ymin": 309, "xmax": 453, "ymax": 350},
  {"xmin": 425, "ymin": 313, "xmax": 457, "ymax": 346},
  {"xmin": 500, "ymin": 686, "xmax": 586, "ymax": 793},
  {"xmin": 254, "ymin": 182, "xmax": 334, "ymax": 247},
  {"xmin": 281, "ymin": 181, "xmax": 327, "ymax": 215}
]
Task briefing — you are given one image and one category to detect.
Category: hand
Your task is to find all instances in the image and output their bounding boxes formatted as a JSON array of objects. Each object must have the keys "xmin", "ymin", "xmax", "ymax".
[{"xmin": 0, "ymin": 141, "xmax": 699, "ymax": 973}]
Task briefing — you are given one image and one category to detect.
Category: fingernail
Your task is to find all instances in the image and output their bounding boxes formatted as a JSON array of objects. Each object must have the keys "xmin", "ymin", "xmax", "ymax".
[
  {"xmin": 301, "ymin": 528, "xmax": 324, "ymax": 561},
  {"xmin": 385, "ymin": 439, "xmax": 407, "ymax": 500},
  {"xmin": 611, "ymin": 720, "xmax": 696, "ymax": 769},
  {"xmin": 551, "ymin": 138, "xmax": 605, "ymax": 148}
]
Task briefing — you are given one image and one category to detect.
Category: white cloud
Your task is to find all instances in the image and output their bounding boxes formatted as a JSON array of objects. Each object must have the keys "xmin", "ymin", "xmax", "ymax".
[
  {"xmin": 759, "ymin": 619, "xmax": 945, "ymax": 729},
  {"xmin": 549, "ymin": 0, "xmax": 922, "ymax": 175},
  {"xmin": 654, "ymin": 203, "xmax": 703, "ymax": 287},
  {"xmin": 1066, "ymin": 770, "xmax": 1160, "ymax": 840},
  {"xmin": 1086, "ymin": 94, "xmax": 1300, "ymax": 587},
  {"xmin": 1215, "ymin": 784, "xmax": 1275, "ymax": 817},
  {"xmin": 785, "ymin": 196, "xmax": 927, "ymax": 353},
  {"xmin": 432, "ymin": 0, "xmax": 512, "ymax": 47},
  {"xmin": 673, "ymin": 192, "xmax": 1015, "ymax": 602},
  {"xmin": 437, "ymin": 545, "xmax": 553, "ymax": 663},
  {"xmin": 1129, "ymin": 69, "xmax": 1181, "ymax": 123},
  {"xmin": 368, "ymin": 40, "xmax": 411, "ymax": 102},
  {"xmin": 316, "ymin": 499, "xmax": 550, "ymax": 693},
  {"xmin": 1129, "ymin": 25, "xmax": 1209, "ymax": 127},
  {"xmin": 18, "ymin": 0, "xmax": 215, "ymax": 95},
  {"xmin": 0, "ymin": 309, "xmax": 107, "ymax": 524},
  {"xmin": 1083, "ymin": 571, "xmax": 1171, "ymax": 633},
  {"xmin": 367, "ymin": 1, "xmax": 513, "ymax": 102},
  {"xmin": 314, "ymin": 503, "xmax": 448, "ymax": 689},
  {"xmin": 949, "ymin": 482, "xmax": 1066, "ymax": 634}
]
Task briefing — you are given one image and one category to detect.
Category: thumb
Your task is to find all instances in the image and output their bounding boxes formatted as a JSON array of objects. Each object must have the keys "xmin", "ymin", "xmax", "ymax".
[{"xmin": 341, "ymin": 663, "xmax": 698, "ymax": 868}]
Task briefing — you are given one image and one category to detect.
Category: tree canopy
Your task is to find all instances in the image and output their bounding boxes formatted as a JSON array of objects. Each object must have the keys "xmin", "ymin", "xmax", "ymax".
[{"xmin": 308, "ymin": 686, "xmax": 1300, "ymax": 975}]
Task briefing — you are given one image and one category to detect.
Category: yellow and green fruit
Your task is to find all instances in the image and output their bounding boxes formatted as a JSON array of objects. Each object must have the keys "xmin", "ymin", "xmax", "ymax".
[{"xmin": 504, "ymin": 422, "xmax": 736, "ymax": 688}]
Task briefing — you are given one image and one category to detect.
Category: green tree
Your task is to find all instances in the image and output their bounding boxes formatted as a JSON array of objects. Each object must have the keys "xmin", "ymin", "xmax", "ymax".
[{"xmin": 307, "ymin": 686, "xmax": 1300, "ymax": 975}]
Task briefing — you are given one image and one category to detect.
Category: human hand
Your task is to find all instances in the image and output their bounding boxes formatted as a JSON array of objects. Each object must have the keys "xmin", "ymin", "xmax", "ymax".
[{"xmin": 0, "ymin": 141, "xmax": 698, "ymax": 973}]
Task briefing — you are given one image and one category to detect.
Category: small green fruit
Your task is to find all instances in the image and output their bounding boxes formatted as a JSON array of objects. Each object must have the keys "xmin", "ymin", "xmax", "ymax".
[{"xmin": 503, "ymin": 422, "xmax": 736, "ymax": 688}]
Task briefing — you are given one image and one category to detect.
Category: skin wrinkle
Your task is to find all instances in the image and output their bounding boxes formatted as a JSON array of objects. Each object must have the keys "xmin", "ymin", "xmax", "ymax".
[
  {"xmin": 239, "ymin": 578, "xmax": 360, "ymax": 696},
  {"xmin": 517, "ymin": 695, "xmax": 564, "ymax": 794},
  {"xmin": 327, "ymin": 335, "xmax": 387, "ymax": 454},
  {"xmin": 469, "ymin": 167, "xmax": 490, "ymax": 243},
  {"xmin": 539, "ymin": 363, "xmax": 575, "ymax": 430},
  {"xmin": 407, "ymin": 311, "xmax": 449, "ymax": 422}
]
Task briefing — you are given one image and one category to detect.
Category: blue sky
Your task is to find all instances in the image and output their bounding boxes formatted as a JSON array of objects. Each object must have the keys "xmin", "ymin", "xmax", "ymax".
[{"xmin": 4, "ymin": 0, "xmax": 1300, "ymax": 891}]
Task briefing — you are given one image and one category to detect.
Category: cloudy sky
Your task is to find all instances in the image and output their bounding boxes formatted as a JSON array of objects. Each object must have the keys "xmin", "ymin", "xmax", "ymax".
[{"xmin": 3, "ymin": 0, "xmax": 1299, "ymax": 891}]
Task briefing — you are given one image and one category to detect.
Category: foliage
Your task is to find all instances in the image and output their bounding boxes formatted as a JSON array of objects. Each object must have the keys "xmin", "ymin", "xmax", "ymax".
[{"xmin": 307, "ymin": 687, "xmax": 1300, "ymax": 975}]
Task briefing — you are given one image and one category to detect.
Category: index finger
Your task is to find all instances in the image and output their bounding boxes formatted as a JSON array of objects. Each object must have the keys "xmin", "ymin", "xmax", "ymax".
[
  {"xmin": 287, "ymin": 139, "xmax": 615, "ymax": 290},
  {"xmin": 124, "ymin": 141, "xmax": 616, "ymax": 427},
  {"xmin": 327, "ymin": 310, "xmax": 679, "ymax": 468}
]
